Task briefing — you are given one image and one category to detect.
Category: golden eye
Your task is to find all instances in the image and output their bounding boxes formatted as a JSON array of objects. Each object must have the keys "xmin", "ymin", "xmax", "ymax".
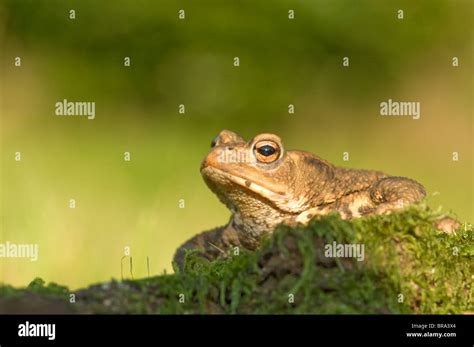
[{"xmin": 254, "ymin": 140, "xmax": 280, "ymax": 163}]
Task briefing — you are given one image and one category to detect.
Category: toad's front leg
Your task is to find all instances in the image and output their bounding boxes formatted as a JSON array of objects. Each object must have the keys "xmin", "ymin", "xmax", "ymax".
[{"xmin": 173, "ymin": 223, "xmax": 241, "ymax": 269}]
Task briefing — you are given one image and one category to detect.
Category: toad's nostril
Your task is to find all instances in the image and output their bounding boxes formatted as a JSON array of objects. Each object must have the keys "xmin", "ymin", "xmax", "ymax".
[{"xmin": 211, "ymin": 136, "xmax": 219, "ymax": 148}]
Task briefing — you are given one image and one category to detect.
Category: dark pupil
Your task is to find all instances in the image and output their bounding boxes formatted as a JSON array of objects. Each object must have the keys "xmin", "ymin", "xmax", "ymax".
[{"xmin": 257, "ymin": 145, "xmax": 276, "ymax": 156}]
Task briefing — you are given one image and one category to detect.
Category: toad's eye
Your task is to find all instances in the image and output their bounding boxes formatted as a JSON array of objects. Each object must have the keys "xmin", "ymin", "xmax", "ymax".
[
  {"xmin": 254, "ymin": 141, "xmax": 280, "ymax": 163},
  {"xmin": 257, "ymin": 145, "xmax": 275, "ymax": 156}
]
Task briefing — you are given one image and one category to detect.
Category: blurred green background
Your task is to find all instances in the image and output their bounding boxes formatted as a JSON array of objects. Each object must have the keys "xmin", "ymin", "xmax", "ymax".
[{"xmin": 0, "ymin": 0, "xmax": 472, "ymax": 288}]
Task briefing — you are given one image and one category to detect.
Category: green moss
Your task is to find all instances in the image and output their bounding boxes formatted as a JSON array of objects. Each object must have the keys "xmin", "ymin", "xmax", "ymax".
[
  {"xmin": 1, "ymin": 205, "xmax": 472, "ymax": 314},
  {"xmin": 0, "ymin": 277, "xmax": 69, "ymax": 299}
]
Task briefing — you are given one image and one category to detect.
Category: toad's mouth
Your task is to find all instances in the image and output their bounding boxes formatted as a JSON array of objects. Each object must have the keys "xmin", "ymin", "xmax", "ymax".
[{"xmin": 201, "ymin": 166, "xmax": 308, "ymax": 213}]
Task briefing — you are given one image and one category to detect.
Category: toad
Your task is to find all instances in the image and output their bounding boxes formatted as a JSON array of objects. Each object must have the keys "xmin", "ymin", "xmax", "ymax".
[{"xmin": 174, "ymin": 130, "xmax": 452, "ymax": 267}]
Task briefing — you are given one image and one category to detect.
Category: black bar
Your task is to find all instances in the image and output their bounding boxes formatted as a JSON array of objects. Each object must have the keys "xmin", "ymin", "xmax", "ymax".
[{"xmin": 0, "ymin": 314, "xmax": 471, "ymax": 346}]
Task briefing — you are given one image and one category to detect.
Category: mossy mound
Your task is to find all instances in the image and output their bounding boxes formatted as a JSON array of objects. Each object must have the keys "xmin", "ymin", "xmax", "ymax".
[{"xmin": 0, "ymin": 206, "xmax": 472, "ymax": 314}]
